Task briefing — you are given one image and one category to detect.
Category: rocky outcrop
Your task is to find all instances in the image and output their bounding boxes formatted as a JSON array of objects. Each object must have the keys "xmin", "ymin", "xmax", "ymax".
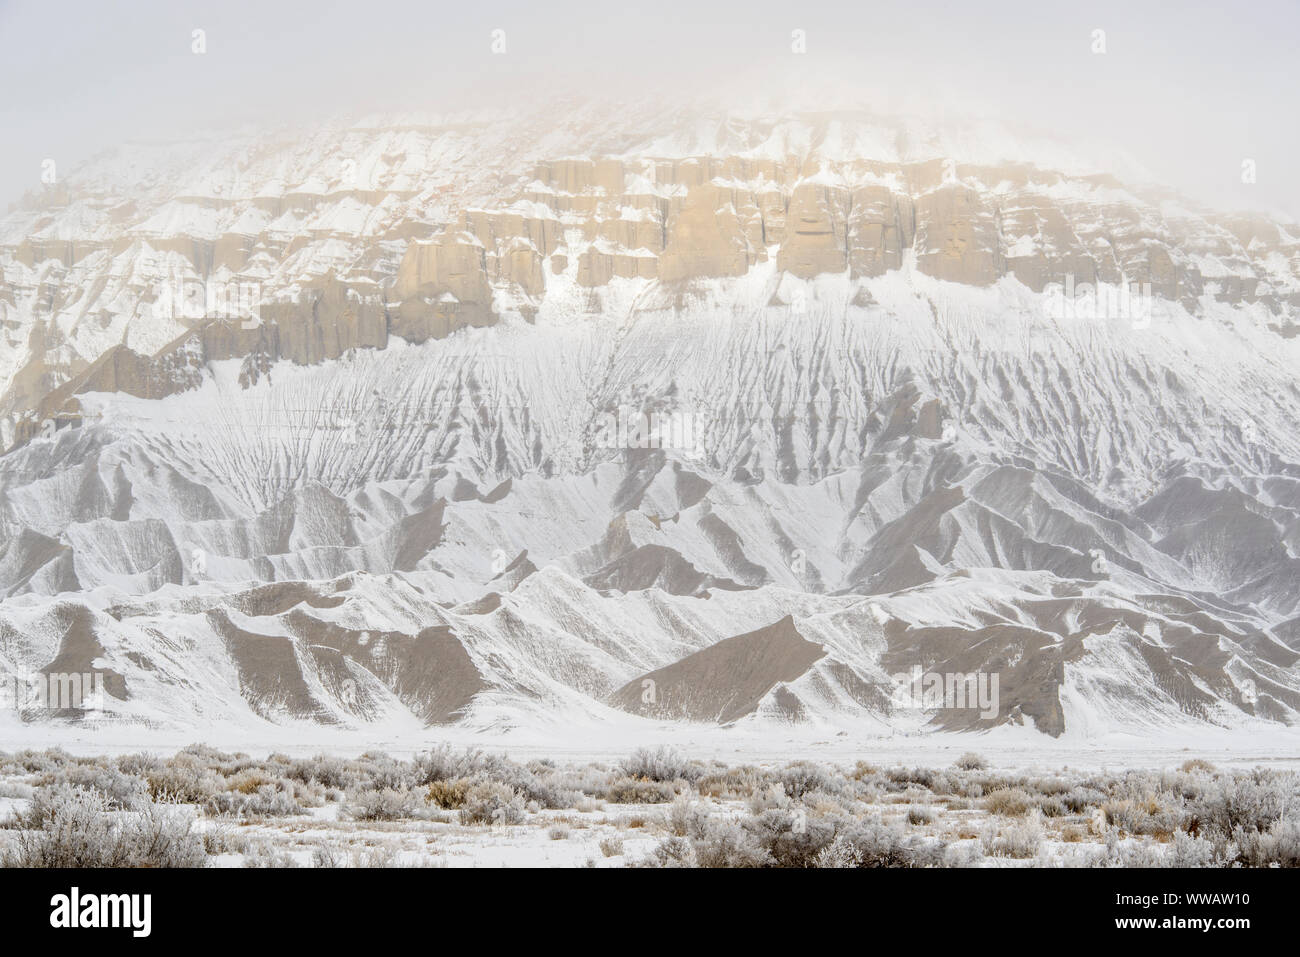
[
  {"xmin": 848, "ymin": 185, "xmax": 913, "ymax": 278},
  {"xmin": 914, "ymin": 185, "xmax": 1005, "ymax": 286},
  {"xmin": 4, "ymin": 108, "xmax": 1299, "ymax": 463},
  {"xmin": 659, "ymin": 185, "xmax": 753, "ymax": 282},
  {"xmin": 392, "ymin": 232, "xmax": 496, "ymax": 340},
  {"xmin": 777, "ymin": 185, "xmax": 848, "ymax": 278}
]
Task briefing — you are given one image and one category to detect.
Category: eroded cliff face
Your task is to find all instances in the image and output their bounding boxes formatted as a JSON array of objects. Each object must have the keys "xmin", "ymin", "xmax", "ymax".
[
  {"xmin": 2, "ymin": 106, "xmax": 1300, "ymax": 738},
  {"xmin": 2, "ymin": 106, "xmax": 1299, "ymax": 450}
]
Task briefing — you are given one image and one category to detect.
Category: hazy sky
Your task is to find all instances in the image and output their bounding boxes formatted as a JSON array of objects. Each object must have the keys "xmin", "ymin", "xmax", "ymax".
[{"xmin": 1, "ymin": 0, "xmax": 1296, "ymax": 216}]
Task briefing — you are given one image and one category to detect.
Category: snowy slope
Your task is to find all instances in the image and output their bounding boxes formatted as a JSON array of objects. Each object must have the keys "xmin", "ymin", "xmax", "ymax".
[{"xmin": 1, "ymin": 101, "xmax": 1298, "ymax": 743}]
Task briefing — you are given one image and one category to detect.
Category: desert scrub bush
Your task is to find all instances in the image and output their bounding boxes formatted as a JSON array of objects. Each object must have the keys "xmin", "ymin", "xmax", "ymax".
[
  {"xmin": 744, "ymin": 808, "xmax": 851, "ymax": 868},
  {"xmin": 114, "ymin": 752, "xmax": 162, "ymax": 778},
  {"xmin": 886, "ymin": 785, "xmax": 933, "ymax": 805},
  {"xmin": 1026, "ymin": 776, "xmax": 1072, "ymax": 796},
  {"xmin": 804, "ymin": 790, "xmax": 861, "ymax": 818},
  {"xmin": 458, "ymin": 781, "xmax": 525, "ymax": 826},
  {"xmin": 813, "ymin": 834, "xmax": 865, "ymax": 868},
  {"xmin": 347, "ymin": 787, "xmax": 420, "ymax": 822},
  {"xmin": 1164, "ymin": 830, "xmax": 1219, "ymax": 867},
  {"xmin": 640, "ymin": 836, "xmax": 697, "ymax": 868},
  {"xmin": 547, "ymin": 824, "xmax": 570, "ymax": 840},
  {"xmin": 10, "ymin": 748, "xmax": 72, "ymax": 774},
  {"xmin": 311, "ymin": 842, "xmax": 347, "ymax": 868},
  {"xmin": 39, "ymin": 763, "xmax": 149, "ymax": 811},
  {"xmin": 620, "ymin": 746, "xmax": 698, "ymax": 784},
  {"xmin": 0, "ymin": 779, "xmax": 34, "ymax": 801},
  {"xmin": 678, "ymin": 807, "xmax": 948, "ymax": 869},
  {"xmin": 552, "ymin": 766, "xmax": 617, "ymax": 799},
  {"xmin": 954, "ymin": 752, "xmax": 988, "ymax": 771},
  {"xmin": 690, "ymin": 820, "xmax": 775, "ymax": 868},
  {"xmin": 1181, "ymin": 759, "xmax": 1217, "ymax": 775},
  {"xmin": 1037, "ymin": 796, "xmax": 1068, "ymax": 818},
  {"xmin": 1232, "ymin": 818, "xmax": 1300, "ymax": 867},
  {"xmin": 747, "ymin": 783, "xmax": 791, "ymax": 814},
  {"xmin": 884, "ymin": 766, "xmax": 939, "ymax": 791},
  {"xmin": 1060, "ymin": 823, "xmax": 1087, "ymax": 843},
  {"xmin": 696, "ymin": 764, "xmax": 766, "ymax": 798},
  {"xmin": 286, "ymin": 754, "xmax": 359, "ymax": 791},
  {"xmin": 667, "ymin": 797, "xmax": 711, "ymax": 839},
  {"xmin": 242, "ymin": 842, "xmax": 299, "ymax": 868},
  {"xmin": 940, "ymin": 842, "xmax": 986, "ymax": 868},
  {"xmin": 599, "ymin": 835, "xmax": 624, "ymax": 857},
  {"xmin": 426, "ymin": 778, "xmax": 471, "ymax": 809},
  {"xmin": 907, "ymin": 806, "xmax": 936, "ymax": 826},
  {"xmin": 223, "ymin": 768, "xmax": 280, "ymax": 795},
  {"xmin": 605, "ymin": 776, "xmax": 676, "ymax": 805},
  {"xmin": 1, "ymin": 785, "xmax": 206, "ymax": 868},
  {"xmin": 983, "ymin": 787, "xmax": 1035, "ymax": 817},
  {"xmin": 178, "ymin": 743, "xmax": 238, "ymax": 764},
  {"xmin": 842, "ymin": 816, "xmax": 944, "ymax": 868},
  {"xmin": 310, "ymin": 844, "xmax": 406, "ymax": 868},
  {"xmin": 356, "ymin": 752, "xmax": 417, "ymax": 792},
  {"xmin": 145, "ymin": 758, "xmax": 222, "ymax": 804},
  {"xmin": 205, "ymin": 784, "xmax": 302, "ymax": 819},
  {"xmin": 503, "ymin": 769, "xmax": 579, "ymax": 810},
  {"xmin": 981, "ymin": 810, "xmax": 1043, "ymax": 859},
  {"xmin": 1086, "ymin": 831, "xmax": 1166, "ymax": 868},
  {"xmin": 414, "ymin": 745, "xmax": 501, "ymax": 784},
  {"xmin": 1102, "ymin": 796, "xmax": 1184, "ymax": 838},
  {"xmin": 284, "ymin": 779, "xmax": 327, "ymax": 809},
  {"xmin": 416, "ymin": 747, "xmax": 575, "ymax": 810},
  {"xmin": 1186, "ymin": 770, "xmax": 1296, "ymax": 841},
  {"xmin": 201, "ymin": 824, "xmax": 251, "ymax": 856},
  {"xmin": 1062, "ymin": 786, "xmax": 1108, "ymax": 814},
  {"xmin": 778, "ymin": 761, "xmax": 839, "ymax": 799}
]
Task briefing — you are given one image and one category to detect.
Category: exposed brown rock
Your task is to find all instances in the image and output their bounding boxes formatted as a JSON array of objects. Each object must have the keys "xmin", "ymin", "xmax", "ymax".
[
  {"xmin": 608, "ymin": 615, "xmax": 826, "ymax": 723},
  {"xmin": 777, "ymin": 184, "xmax": 847, "ymax": 278},
  {"xmin": 658, "ymin": 185, "xmax": 753, "ymax": 282},
  {"xmin": 914, "ymin": 185, "xmax": 1004, "ymax": 285}
]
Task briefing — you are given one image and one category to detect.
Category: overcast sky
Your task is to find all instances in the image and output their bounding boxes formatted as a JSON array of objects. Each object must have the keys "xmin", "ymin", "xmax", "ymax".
[{"xmin": 1, "ymin": 0, "xmax": 1296, "ymax": 217}]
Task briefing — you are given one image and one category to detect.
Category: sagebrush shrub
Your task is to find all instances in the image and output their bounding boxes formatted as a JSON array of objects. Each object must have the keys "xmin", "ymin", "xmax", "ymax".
[
  {"xmin": 40, "ymin": 764, "xmax": 148, "ymax": 811},
  {"xmin": 778, "ymin": 761, "xmax": 835, "ymax": 799},
  {"xmin": 1232, "ymin": 818, "xmax": 1300, "ymax": 867},
  {"xmin": 605, "ymin": 776, "xmax": 675, "ymax": 805},
  {"xmin": 982, "ymin": 810, "xmax": 1043, "ymax": 859},
  {"xmin": 459, "ymin": 781, "xmax": 525, "ymax": 826},
  {"xmin": 907, "ymin": 806, "xmax": 935, "ymax": 826},
  {"xmin": 426, "ymin": 778, "xmax": 470, "ymax": 809},
  {"xmin": 620, "ymin": 746, "xmax": 696, "ymax": 783},
  {"xmin": 2, "ymin": 785, "xmax": 205, "ymax": 868},
  {"xmin": 599, "ymin": 835, "xmax": 624, "ymax": 857},
  {"xmin": 983, "ymin": 788, "xmax": 1035, "ymax": 817},
  {"xmin": 205, "ymin": 784, "xmax": 302, "ymax": 818},
  {"xmin": 1103, "ymin": 796, "xmax": 1183, "ymax": 837},
  {"xmin": 347, "ymin": 788, "xmax": 419, "ymax": 821},
  {"xmin": 1186, "ymin": 770, "xmax": 1295, "ymax": 841},
  {"xmin": 954, "ymin": 752, "xmax": 988, "ymax": 771}
]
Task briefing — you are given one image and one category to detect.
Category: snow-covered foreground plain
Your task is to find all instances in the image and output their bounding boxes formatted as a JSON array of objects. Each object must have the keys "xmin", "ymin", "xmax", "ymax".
[
  {"xmin": 4, "ymin": 714, "xmax": 1299, "ymax": 772},
  {"xmin": 1, "ymin": 743, "xmax": 1297, "ymax": 868}
]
